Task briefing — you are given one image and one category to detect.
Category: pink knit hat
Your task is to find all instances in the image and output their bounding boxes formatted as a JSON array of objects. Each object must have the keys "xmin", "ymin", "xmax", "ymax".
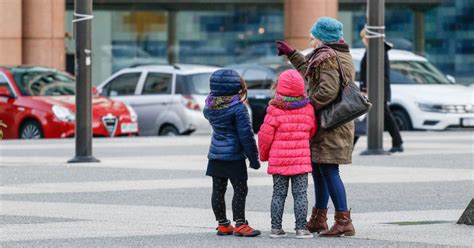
[{"xmin": 276, "ymin": 69, "xmax": 305, "ymax": 97}]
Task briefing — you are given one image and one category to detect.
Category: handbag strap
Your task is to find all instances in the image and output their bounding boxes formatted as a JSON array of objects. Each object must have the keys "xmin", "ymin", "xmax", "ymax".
[{"xmin": 320, "ymin": 45, "xmax": 349, "ymax": 87}]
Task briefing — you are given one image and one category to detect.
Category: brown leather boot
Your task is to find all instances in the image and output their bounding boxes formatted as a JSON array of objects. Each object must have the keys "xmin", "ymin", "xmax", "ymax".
[
  {"xmin": 319, "ymin": 210, "xmax": 355, "ymax": 237},
  {"xmin": 306, "ymin": 208, "xmax": 328, "ymax": 233}
]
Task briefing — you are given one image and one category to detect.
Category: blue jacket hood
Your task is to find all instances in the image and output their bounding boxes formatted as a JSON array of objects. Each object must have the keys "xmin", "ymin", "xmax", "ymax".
[{"xmin": 209, "ymin": 69, "xmax": 242, "ymax": 96}]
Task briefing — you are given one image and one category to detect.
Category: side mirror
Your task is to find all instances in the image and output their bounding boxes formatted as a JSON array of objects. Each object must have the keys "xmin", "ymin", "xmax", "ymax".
[
  {"xmin": 0, "ymin": 87, "xmax": 11, "ymax": 98},
  {"xmin": 92, "ymin": 87, "xmax": 98, "ymax": 95},
  {"xmin": 446, "ymin": 74, "xmax": 456, "ymax": 84}
]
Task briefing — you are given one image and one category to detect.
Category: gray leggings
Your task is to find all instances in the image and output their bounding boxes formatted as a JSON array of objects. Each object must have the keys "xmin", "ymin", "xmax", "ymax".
[{"xmin": 271, "ymin": 174, "xmax": 308, "ymax": 230}]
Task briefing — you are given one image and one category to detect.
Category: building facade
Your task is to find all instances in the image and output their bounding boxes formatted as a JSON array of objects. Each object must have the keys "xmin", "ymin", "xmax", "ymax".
[
  {"xmin": 0, "ymin": 0, "xmax": 65, "ymax": 69},
  {"xmin": 1, "ymin": 0, "xmax": 472, "ymax": 85}
]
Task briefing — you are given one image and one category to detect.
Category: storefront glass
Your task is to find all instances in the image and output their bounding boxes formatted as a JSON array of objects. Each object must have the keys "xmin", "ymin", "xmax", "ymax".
[
  {"xmin": 425, "ymin": 0, "xmax": 474, "ymax": 84},
  {"xmin": 341, "ymin": 0, "xmax": 473, "ymax": 85},
  {"xmin": 65, "ymin": 5, "xmax": 283, "ymax": 85},
  {"xmin": 65, "ymin": 1, "xmax": 472, "ymax": 85}
]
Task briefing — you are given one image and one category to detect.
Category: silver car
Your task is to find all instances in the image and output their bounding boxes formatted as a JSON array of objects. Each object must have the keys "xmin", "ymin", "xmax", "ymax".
[{"xmin": 97, "ymin": 64, "xmax": 220, "ymax": 136}]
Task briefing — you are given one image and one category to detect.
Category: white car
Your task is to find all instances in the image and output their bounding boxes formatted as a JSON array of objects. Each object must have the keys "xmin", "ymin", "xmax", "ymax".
[
  {"xmin": 302, "ymin": 48, "xmax": 474, "ymax": 130},
  {"xmin": 97, "ymin": 64, "xmax": 219, "ymax": 136},
  {"xmin": 97, "ymin": 64, "xmax": 253, "ymax": 136}
]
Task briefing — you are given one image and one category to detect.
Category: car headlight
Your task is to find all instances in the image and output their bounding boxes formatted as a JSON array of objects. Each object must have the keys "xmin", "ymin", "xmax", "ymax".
[
  {"xmin": 52, "ymin": 105, "xmax": 75, "ymax": 122},
  {"xmin": 418, "ymin": 103, "xmax": 472, "ymax": 113},
  {"xmin": 418, "ymin": 103, "xmax": 444, "ymax": 113},
  {"xmin": 125, "ymin": 104, "xmax": 138, "ymax": 122}
]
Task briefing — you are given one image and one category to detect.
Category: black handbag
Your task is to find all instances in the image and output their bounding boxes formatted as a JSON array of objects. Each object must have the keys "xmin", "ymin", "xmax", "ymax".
[{"xmin": 318, "ymin": 47, "xmax": 372, "ymax": 130}]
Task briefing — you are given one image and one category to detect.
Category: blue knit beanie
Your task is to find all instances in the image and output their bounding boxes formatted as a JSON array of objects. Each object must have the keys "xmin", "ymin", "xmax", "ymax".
[
  {"xmin": 310, "ymin": 17, "xmax": 343, "ymax": 43},
  {"xmin": 209, "ymin": 69, "xmax": 242, "ymax": 96}
]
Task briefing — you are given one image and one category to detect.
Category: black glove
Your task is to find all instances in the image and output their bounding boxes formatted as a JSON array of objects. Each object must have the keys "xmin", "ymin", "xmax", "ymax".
[{"xmin": 249, "ymin": 161, "xmax": 261, "ymax": 170}]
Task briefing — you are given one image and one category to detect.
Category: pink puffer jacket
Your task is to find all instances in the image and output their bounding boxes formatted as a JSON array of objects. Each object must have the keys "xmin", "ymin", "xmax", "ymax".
[{"xmin": 258, "ymin": 69, "xmax": 317, "ymax": 176}]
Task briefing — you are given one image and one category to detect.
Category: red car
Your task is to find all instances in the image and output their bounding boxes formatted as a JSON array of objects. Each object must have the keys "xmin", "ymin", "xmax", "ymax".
[{"xmin": 0, "ymin": 66, "xmax": 139, "ymax": 139}]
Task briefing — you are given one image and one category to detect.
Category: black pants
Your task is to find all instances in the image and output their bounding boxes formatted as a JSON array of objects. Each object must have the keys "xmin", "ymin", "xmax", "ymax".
[
  {"xmin": 211, "ymin": 176, "xmax": 248, "ymax": 224},
  {"xmin": 384, "ymin": 102, "xmax": 403, "ymax": 147},
  {"xmin": 354, "ymin": 102, "xmax": 403, "ymax": 147}
]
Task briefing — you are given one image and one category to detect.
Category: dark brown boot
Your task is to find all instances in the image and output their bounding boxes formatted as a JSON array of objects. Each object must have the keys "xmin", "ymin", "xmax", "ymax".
[
  {"xmin": 306, "ymin": 208, "xmax": 328, "ymax": 233},
  {"xmin": 319, "ymin": 210, "xmax": 355, "ymax": 237}
]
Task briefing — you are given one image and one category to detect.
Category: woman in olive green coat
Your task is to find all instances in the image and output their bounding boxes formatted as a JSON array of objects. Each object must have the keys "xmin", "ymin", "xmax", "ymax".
[{"xmin": 276, "ymin": 16, "xmax": 355, "ymax": 237}]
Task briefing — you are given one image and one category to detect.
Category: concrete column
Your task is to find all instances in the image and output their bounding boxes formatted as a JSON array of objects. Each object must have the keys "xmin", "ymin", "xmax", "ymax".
[
  {"xmin": 284, "ymin": 0, "xmax": 338, "ymax": 50},
  {"xmin": 22, "ymin": 0, "xmax": 65, "ymax": 70},
  {"xmin": 0, "ymin": 0, "xmax": 22, "ymax": 65}
]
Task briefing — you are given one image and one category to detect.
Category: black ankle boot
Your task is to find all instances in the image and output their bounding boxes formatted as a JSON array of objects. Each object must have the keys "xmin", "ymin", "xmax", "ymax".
[{"xmin": 389, "ymin": 145, "xmax": 404, "ymax": 153}]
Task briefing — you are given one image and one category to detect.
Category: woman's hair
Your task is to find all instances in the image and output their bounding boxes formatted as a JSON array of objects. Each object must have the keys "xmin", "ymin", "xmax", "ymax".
[
  {"xmin": 239, "ymin": 77, "xmax": 248, "ymax": 102},
  {"xmin": 270, "ymin": 80, "xmax": 278, "ymax": 99},
  {"xmin": 360, "ymin": 28, "xmax": 367, "ymax": 39}
]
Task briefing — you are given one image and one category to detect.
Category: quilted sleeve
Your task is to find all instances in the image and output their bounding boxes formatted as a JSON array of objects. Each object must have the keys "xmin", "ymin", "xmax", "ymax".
[
  {"xmin": 257, "ymin": 109, "xmax": 278, "ymax": 162},
  {"xmin": 235, "ymin": 104, "xmax": 260, "ymax": 168}
]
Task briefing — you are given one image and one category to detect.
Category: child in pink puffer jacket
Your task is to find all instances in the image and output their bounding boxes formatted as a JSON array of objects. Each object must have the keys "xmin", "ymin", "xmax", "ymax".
[{"xmin": 258, "ymin": 69, "xmax": 317, "ymax": 238}]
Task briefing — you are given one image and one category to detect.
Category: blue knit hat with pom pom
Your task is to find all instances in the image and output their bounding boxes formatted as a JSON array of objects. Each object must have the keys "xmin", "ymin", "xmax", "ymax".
[{"xmin": 310, "ymin": 17, "xmax": 343, "ymax": 43}]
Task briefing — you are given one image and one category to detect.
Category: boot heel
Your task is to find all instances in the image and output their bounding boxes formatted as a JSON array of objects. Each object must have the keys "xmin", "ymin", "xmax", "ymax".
[{"xmin": 343, "ymin": 230, "xmax": 355, "ymax": 236}]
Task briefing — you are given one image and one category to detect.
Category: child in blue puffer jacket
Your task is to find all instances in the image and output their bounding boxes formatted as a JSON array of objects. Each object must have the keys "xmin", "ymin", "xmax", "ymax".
[{"xmin": 204, "ymin": 68, "xmax": 261, "ymax": 237}]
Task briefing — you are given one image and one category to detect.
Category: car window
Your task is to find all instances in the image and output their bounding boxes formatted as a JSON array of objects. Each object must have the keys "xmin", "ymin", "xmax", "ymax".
[
  {"xmin": 175, "ymin": 73, "xmax": 212, "ymax": 95},
  {"xmin": 142, "ymin": 73, "xmax": 172, "ymax": 95},
  {"xmin": 231, "ymin": 67, "xmax": 245, "ymax": 75},
  {"xmin": 0, "ymin": 74, "xmax": 13, "ymax": 96},
  {"xmin": 390, "ymin": 61, "xmax": 451, "ymax": 84},
  {"xmin": 10, "ymin": 68, "xmax": 75, "ymax": 96},
  {"xmin": 353, "ymin": 59, "xmax": 450, "ymax": 85},
  {"xmin": 390, "ymin": 70, "xmax": 416, "ymax": 84},
  {"xmin": 243, "ymin": 68, "xmax": 274, "ymax": 89},
  {"xmin": 103, "ymin": 73, "xmax": 141, "ymax": 96}
]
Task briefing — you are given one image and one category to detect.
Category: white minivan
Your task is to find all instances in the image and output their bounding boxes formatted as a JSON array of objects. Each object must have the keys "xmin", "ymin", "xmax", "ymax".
[
  {"xmin": 97, "ymin": 64, "xmax": 219, "ymax": 136},
  {"xmin": 97, "ymin": 64, "xmax": 253, "ymax": 136}
]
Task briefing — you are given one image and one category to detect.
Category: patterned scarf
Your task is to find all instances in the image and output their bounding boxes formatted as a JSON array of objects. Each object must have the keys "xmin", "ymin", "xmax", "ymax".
[
  {"xmin": 205, "ymin": 94, "xmax": 241, "ymax": 110},
  {"xmin": 269, "ymin": 93, "xmax": 309, "ymax": 110}
]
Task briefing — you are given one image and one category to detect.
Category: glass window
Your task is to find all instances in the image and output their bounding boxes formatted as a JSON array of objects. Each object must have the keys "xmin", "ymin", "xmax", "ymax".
[
  {"xmin": 243, "ymin": 68, "xmax": 274, "ymax": 89},
  {"xmin": 142, "ymin": 73, "xmax": 172, "ymax": 95},
  {"xmin": 175, "ymin": 73, "xmax": 212, "ymax": 95},
  {"xmin": 425, "ymin": 0, "xmax": 474, "ymax": 84},
  {"xmin": 10, "ymin": 68, "xmax": 75, "ymax": 96},
  {"xmin": 65, "ymin": 6, "xmax": 284, "ymax": 85},
  {"xmin": 346, "ymin": 8, "xmax": 414, "ymax": 51},
  {"xmin": 342, "ymin": 1, "xmax": 474, "ymax": 84},
  {"xmin": 176, "ymin": 8, "xmax": 284, "ymax": 66},
  {"xmin": 390, "ymin": 61, "xmax": 451, "ymax": 84},
  {"xmin": 103, "ymin": 73, "xmax": 141, "ymax": 96},
  {"xmin": 0, "ymin": 74, "xmax": 13, "ymax": 96},
  {"xmin": 65, "ymin": 10, "xmax": 168, "ymax": 86}
]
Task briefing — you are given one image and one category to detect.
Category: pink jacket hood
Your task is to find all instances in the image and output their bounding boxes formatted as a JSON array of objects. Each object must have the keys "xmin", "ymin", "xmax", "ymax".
[{"xmin": 276, "ymin": 69, "xmax": 305, "ymax": 97}]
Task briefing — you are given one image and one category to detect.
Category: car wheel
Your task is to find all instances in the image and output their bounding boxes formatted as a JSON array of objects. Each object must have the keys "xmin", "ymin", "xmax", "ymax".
[
  {"xmin": 20, "ymin": 120, "xmax": 43, "ymax": 139},
  {"xmin": 392, "ymin": 109, "xmax": 412, "ymax": 131},
  {"xmin": 159, "ymin": 125, "xmax": 179, "ymax": 136}
]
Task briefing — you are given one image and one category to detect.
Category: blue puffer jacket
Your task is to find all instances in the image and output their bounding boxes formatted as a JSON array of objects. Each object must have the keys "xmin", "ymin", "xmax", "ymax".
[{"xmin": 204, "ymin": 69, "xmax": 260, "ymax": 169}]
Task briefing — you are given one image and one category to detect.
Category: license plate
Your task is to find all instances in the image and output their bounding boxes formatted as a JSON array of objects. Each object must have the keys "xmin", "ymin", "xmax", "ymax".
[
  {"xmin": 121, "ymin": 123, "xmax": 138, "ymax": 133},
  {"xmin": 461, "ymin": 118, "xmax": 474, "ymax": 127}
]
